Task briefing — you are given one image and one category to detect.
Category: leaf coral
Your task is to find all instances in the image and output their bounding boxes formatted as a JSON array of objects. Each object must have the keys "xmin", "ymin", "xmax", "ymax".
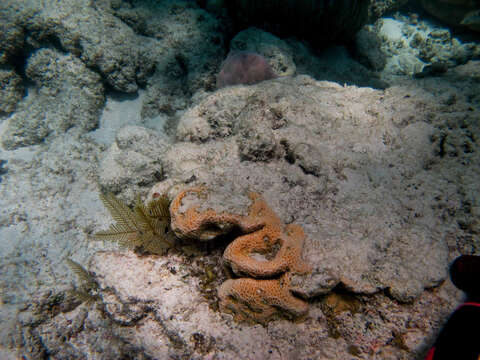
[
  {"xmin": 170, "ymin": 186, "xmax": 311, "ymax": 323},
  {"xmin": 94, "ymin": 193, "xmax": 174, "ymax": 255}
]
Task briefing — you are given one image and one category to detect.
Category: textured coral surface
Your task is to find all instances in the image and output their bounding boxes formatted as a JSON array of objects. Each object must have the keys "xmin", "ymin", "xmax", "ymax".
[
  {"xmin": 218, "ymin": 274, "xmax": 309, "ymax": 323},
  {"xmin": 170, "ymin": 186, "xmax": 311, "ymax": 322}
]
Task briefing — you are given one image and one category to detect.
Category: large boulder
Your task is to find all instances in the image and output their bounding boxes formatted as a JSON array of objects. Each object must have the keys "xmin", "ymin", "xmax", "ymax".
[{"xmin": 152, "ymin": 75, "xmax": 460, "ymax": 303}]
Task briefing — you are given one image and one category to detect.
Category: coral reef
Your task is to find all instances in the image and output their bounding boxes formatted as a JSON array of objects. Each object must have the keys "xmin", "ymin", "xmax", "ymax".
[
  {"xmin": 155, "ymin": 74, "xmax": 456, "ymax": 304},
  {"xmin": 6, "ymin": 61, "xmax": 479, "ymax": 357},
  {"xmin": 170, "ymin": 186, "xmax": 311, "ymax": 322},
  {"xmin": 1, "ymin": 0, "xmax": 478, "ymax": 353}
]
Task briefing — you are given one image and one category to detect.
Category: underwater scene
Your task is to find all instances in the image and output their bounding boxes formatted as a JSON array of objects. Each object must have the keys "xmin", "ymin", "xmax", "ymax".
[{"xmin": 0, "ymin": 0, "xmax": 479, "ymax": 359}]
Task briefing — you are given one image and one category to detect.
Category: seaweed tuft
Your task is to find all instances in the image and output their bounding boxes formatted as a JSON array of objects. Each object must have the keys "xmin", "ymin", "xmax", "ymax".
[
  {"xmin": 66, "ymin": 258, "xmax": 99, "ymax": 305},
  {"xmin": 94, "ymin": 193, "xmax": 175, "ymax": 255}
]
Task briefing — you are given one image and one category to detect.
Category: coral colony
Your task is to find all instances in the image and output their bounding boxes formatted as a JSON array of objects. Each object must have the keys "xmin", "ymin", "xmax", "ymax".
[{"xmin": 170, "ymin": 187, "xmax": 311, "ymax": 323}]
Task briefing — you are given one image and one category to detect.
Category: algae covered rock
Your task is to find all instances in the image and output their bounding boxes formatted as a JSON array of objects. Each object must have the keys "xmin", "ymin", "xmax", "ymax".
[
  {"xmin": 0, "ymin": 0, "xmax": 154, "ymax": 92},
  {"xmin": 0, "ymin": 69, "xmax": 24, "ymax": 115},
  {"xmin": 98, "ymin": 125, "xmax": 169, "ymax": 197},
  {"xmin": 1, "ymin": 48, "xmax": 104, "ymax": 149},
  {"xmin": 151, "ymin": 75, "xmax": 454, "ymax": 303}
]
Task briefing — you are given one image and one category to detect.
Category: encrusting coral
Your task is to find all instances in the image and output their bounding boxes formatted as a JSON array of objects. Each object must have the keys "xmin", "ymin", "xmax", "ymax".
[
  {"xmin": 170, "ymin": 186, "xmax": 262, "ymax": 241},
  {"xmin": 223, "ymin": 196, "xmax": 311, "ymax": 278},
  {"xmin": 218, "ymin": 274, "xmax": 309, "ymax": 323},
  {"xmin": 170, "ymin": 186, "xmax": 311, "ymax": 323}
]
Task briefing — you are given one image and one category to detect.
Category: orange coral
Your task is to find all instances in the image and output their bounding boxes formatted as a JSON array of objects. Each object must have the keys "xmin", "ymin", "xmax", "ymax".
[
  {"xmin": 170, "ymin": 187, "xmax": 262, "ymax": 241},
  {"xmin": 218, "ymin": 274, "xmax": 309, "ymax": 323},
  {"xmin": 169, "ymin": 186, "xmax": 311, "ymax": 322},
  {"xmin": 223, "ymin": 208, "xmax": 311, "ymax": 278}
]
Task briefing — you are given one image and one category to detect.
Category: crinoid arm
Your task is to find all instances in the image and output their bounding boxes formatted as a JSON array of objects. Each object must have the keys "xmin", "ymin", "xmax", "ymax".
[{"xmin": 94, "ymin": 192, "xmax": 174, "ymax": 255}]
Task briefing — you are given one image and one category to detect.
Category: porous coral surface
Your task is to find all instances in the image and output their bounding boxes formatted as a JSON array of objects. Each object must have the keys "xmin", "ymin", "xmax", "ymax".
[
  {"xmin": 218, "ymin": 274, "xmax": 309, "ymax": 323},
  {"xmin": 170, "ymin": 186, "xmax": 311, "ymax": 322}
]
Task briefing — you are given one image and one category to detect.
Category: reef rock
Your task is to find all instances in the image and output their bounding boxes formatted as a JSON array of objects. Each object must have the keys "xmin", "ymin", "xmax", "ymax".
[
  {"xmin": 116, "ymin": 0, "xmax": 226, "ymax": 119},
  {"xmin": 148, "ymin": 74, "xmax": 462, "ymax": 303},
  {"xmin": 86, "ymin": 251, "xmax": 320, "ymax": 359},
  {"xmin": 0, "ymin": 0, "xmax": 154, "ymax": 93},
  {"xmin": 355, "ymin": 14, "xmax": 480, "ymax": 79},
  {"xmin": 0, "ymin": 69, "xmax": 23, "ymax": 115},
  {"xmin": 1, "ymin": 48, "xmax": 104, "ymax": 149},
  {"xmin": 98, "ymin": 125, "xmax": 170, "ymax": 198},
  {"xmin": 12, "ymin": 68, "xmax": 479, "ymax": 359}
]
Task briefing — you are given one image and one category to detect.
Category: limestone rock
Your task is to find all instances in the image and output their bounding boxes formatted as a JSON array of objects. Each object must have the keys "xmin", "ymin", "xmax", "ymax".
[
  {"xmin": 0, "ymin": 0, "xmax": 153, "ymax": 92},
  {"xmin": 355, "ymin": 25, "xmax": 388, "ymax": 71},
  {"xmin": 0, "ymin": 11, "xmax": 24, "ymax": 65},
  {"xmin": 123, "ymin": 0, "xmax": 226, "ymax": 119},
  {"xmin": 155, "ymin": 75, "xmax": 455, "ymax": 302},
  {"xmin": 356, "ymin": 15, "xmax": 480, "ymax": 79},
  {"xmin": 98, "ymin": 125, "xmax": 169, "ymax": 197},
  {"xmin": 1, "ymin": 48, "xmax": 104, "ymax": 149}
]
